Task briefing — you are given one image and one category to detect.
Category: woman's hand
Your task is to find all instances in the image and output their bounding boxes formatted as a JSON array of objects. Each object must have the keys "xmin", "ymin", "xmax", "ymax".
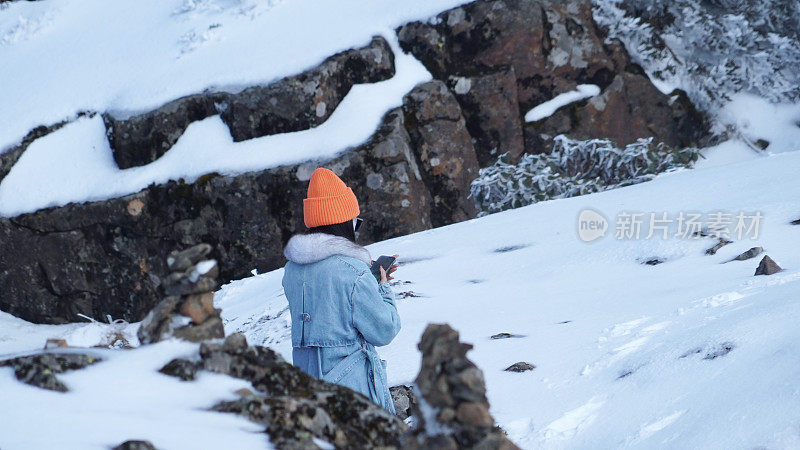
[{"xmin": 379, "ymin": 254, "xmax": 399, "ymax": 284}]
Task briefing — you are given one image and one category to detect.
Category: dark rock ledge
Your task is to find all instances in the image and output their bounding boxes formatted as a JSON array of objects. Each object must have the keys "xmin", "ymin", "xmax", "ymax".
[{"xmin": 104, "ymin": 36, "xmax": 395, "ymax": 169}]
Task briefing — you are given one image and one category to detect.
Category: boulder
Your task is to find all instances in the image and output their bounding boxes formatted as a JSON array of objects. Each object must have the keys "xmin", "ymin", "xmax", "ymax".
[
  {"xmin": 390, "ymin": 385, "xmax": 418, "ymax": 421},
  {"xmin": 104, "ymin": 36, "xmax": 395, "ymax": 168},
  {"xmin": 705, "ymin": 238, "xmax": 733, "ymax": 255},
  {"xmin": 402, "ymin": 81, "xmax": 480, "ymax": 226},
  {"xmin": 503, "ymin": 362, "xmax": 536, "ymax": 372},
  {"xmin": 755, "ymin": 255, "xmax": 782, "ymax": 275},
  {"xmin": 405, "ymin": 323, "xmax": 519, "ymax": 449},
  {"xmin": 727, "ymin": 246, "xmax": 763, "ymax": 262},
  {"xmin": 158, "ymin": 358, "xmax": 200, "ymax": 381}
]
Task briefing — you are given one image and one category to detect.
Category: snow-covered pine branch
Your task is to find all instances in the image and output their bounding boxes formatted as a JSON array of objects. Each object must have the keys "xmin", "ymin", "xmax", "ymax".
[
  {"xmin": 592, "ymin": 0, "xmax": 800, "ymax": 124},
  {"xmin": 470, "ymin": 135, "xmax": 700, "ymax": 215}
]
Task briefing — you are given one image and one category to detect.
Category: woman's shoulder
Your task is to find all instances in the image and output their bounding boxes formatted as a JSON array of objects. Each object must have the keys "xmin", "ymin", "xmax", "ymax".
[
  {"xmin": 284, "ymin": 233, "xmax": 371, "ymax": 276},
  {"xmin": 331, "ymin": 254, "xmax": 370, "ymax": 275}
]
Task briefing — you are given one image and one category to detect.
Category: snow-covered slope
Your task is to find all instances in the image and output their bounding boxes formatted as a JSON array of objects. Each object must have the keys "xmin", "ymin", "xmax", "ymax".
[
  {"xmin": 216, "ymin": 151, "xmax": 800, "ymax": 449},
  {"xmin": 1, "ymin": 143, "xmax": 799, "ymax": 449},
  {"xmin": 0, "ymin": 0, "xmax": 469, "ymax": 153},
  {"xmin": 0, "ymin": 339, "xmax": 267, "ymax": 449},
  {"xmin": 2, "ymin": 0, "xmax": 800, "ymax": 448}
]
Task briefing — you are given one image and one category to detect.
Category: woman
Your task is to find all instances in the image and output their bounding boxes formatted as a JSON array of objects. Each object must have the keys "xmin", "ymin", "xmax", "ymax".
[{"xmin": 282, "ymin": 167, "xmax": 401, "ymax": 413}]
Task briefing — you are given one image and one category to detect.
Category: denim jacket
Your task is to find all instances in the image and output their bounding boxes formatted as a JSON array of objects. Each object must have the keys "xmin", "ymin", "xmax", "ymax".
[{"xmin": 282, "ymin": 233, "xmax": 401, "ymax": 412}]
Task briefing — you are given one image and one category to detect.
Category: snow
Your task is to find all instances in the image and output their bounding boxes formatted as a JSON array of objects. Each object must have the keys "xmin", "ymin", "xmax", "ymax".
[
  {"xmin": 0, "ymin": 311, "xmax": 140, "ymax": 355},
  {"xmin": 719, "ymin": 94, "xmax": 800, "ymax": 154},
  {"xmin": 524, "ymin": 85, "xmax": 601, "ymax": 122},
  {"xmin": 0, "ymin": 34, "xmax": 431, "ymax": 217},
  {"xmin": 191, "ymin": 260, "xmax": 218, "ymax": 282},
  {"xmin": 2, "ymin": 148, "xmax": 800, "ymax": 449},
  {"xmin": 213, "ymin": 150, "xmax": 800, "ymax": 449},
  {"xmin": 0, "ymin": 340, "xmax": 269, "ymax": 449},
  {"xmin": 0, "ymin": 0, "xmax": 472, "ymax": 154},
  {"xmin": 2, "ymin": 0, "xmax": 800, "ymax": 448}
]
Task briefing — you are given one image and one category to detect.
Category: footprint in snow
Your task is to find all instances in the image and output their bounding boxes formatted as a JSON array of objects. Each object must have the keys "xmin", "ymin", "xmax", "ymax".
[
  {"xmin": 397, "ymin": 256, "xmax": 437, "ymax": 265},
  {"xmin": 627, "ymin": 410, "xmax": 686, "ymax": 444},
  {"xmin": 639, "ymin": 257, "xmax": 665, "ymax": 265},
  {"xmin": 540, "ymin": 397, "xmax": 605, "ymax": 441},
  {"xmin": 493, "ymin": 243, "xmax": 530, "ymax": 253}
]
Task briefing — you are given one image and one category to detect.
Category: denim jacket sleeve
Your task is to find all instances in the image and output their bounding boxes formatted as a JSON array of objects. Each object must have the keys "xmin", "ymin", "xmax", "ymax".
[{"xmin": 351, "ymin": 272, "xmax": 401, "ymax": 347}]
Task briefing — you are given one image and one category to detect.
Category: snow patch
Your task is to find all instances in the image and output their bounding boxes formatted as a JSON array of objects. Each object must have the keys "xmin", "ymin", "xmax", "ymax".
[
  {"xmin": 541, "ymin": 398, "xmax": 605, "ymax": 441},
  {"xmin": 524, "ymin": 84, "xmax": 600, "ymax": 122}
]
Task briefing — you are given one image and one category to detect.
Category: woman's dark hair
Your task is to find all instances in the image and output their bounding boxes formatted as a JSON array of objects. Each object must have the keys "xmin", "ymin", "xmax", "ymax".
[{"xmin": 308, "ymin": 219, "xmax": 355, "ymax": 242}]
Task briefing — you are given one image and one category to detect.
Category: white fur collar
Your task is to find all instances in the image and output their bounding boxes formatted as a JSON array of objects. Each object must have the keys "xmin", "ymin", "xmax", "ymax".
[{"xmin": 284, "ymin": 233, "xmax": 371, "ymax": 265}]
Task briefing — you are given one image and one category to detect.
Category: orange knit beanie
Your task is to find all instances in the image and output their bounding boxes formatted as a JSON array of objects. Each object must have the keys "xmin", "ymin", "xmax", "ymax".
[{"xmin": 303, "ymin": 168, "xmax": 360, "ymax": 228}]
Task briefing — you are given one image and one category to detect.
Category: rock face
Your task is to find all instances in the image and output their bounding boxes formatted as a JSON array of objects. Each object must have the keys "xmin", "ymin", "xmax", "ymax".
[
  {"xmin": 104, "ymin": 93, "xmax": 229, "ymax": 169},
  {"xmin": 404, "ymin": 324, "xmax": 519, "ymax": 449},
  {"xmin": 397, "ymin": 0, "xmax": 614, "ymax": 110},
  {"xmin": 0, "ymin": 172, "xmax": 280, "ymax": 324},
  {"xmin": 221, "ymin": 36, "xmax": 395, "ymax": 143},
  {"xmin": 0, "ymin": 352, "xmax": 100, "ymax": 392},
  {"xmin": 398, "ymin": 0, "xmax": 708, "ymax": 155},
  {"xmin": 137, "ymin": 243, "xmax": 225, "ymax": 344},
  {"xmin": 0, "ymin": 0, "xmax": 711, "ymax": 325},
  {"xmin": 104, "ymin": 36, "xmax": 395, "ymax": 169},
  {"xmin": 524, "ymin": 71, "xmax": 708, "ymax": 153},
  {"xmin": 447, "ymin": 68, "xmax": 525, "ymax": 166},
  {"xmin": 161, "ymin": 333, "xmax": 407, "ymax": 449},
  {"xmin": 402, "ymin": 81, "xmax": 480, "ymax": 226},
  {"xmin": 0, "ymin": 106, "xmax": 440, "ymax": 324}
]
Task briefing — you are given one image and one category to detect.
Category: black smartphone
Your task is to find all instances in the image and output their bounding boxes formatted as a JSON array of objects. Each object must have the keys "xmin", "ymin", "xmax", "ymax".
[{"xmin": 370, "ymin": 255, "xmax": 397, "ymax": 281}]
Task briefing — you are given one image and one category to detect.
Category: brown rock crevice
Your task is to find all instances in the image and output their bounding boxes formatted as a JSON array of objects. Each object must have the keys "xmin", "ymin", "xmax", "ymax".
[{"xmin": 397, "ymin": 0, "xmax": 710, "ymax": 157}]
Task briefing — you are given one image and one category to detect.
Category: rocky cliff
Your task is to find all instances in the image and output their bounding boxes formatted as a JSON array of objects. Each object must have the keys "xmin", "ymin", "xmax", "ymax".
[{"xmin": 0, "ymin": 0, "xmax": 709, "ymax": 324}]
